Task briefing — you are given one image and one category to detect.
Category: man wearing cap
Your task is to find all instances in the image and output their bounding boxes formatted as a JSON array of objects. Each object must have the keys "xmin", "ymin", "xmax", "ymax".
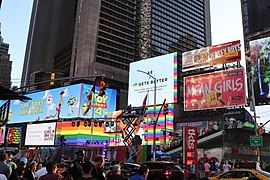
[
  {"xmin": 0, "ymin": 152, "xmax": 12, "ymax": 179},
  {"xmin": 69, "ymin": 150, "xmax": 85, "ymax": 179}
]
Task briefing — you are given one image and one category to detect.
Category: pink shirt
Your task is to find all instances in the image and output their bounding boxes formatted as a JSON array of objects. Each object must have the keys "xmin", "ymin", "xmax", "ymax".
[{"xmin": 204, "ymin": 163, "xmax": 211, "ymax": 172}]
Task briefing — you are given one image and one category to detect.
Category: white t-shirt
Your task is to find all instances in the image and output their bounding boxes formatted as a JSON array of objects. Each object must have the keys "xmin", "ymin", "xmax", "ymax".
[
  {"xmin": 0, "ymin": 174, "xmax": 7, "ymax": 180},
  {"xmin": 36, "ymin": 167, "xmax": 47, "ymax": 179},
  {"xmin": 223, "ymin": 163, "xmax": 231, "ymax": 172}
]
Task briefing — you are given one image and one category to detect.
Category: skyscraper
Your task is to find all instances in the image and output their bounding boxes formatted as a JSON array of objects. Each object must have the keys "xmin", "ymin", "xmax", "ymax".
[
  {"xmin": 21, "ymin": 0, "xmax": 211, "ymax": 107},
  {"xmin": 0, "ymin": 24, "xmax": 12, "ymax": 88}
]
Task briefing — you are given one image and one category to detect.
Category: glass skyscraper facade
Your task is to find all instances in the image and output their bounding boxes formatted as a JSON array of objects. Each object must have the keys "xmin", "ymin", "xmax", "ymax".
[{"xmin": 21, "ymin": 0, "xmax": 211, "ymax": 108}]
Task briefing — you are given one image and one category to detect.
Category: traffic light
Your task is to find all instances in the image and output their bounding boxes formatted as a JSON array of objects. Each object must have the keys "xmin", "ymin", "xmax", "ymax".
[
  {"xmin": 258, "ymin": 126, "xmax": 263, "ymax": 135},
  {"xmin": 71, "ymin": 122, "xmax": 75, "ymax": 127},
  {"xmin": 98, "ymin": 81, "xmax": 106, "ymax": 96},
  {"xmin": 163, "ymin": 104, "xmax": 168, "ymax": 115}
]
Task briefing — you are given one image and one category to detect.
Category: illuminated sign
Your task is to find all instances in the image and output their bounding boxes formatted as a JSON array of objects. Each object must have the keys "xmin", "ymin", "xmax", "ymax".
[
  {"xmin": 128, "ymin": 53, "xmax": 177, "ymax": 106},
  {"xmin": 0, "ymin": 126, "xmax": 6, "ymax": 144},
  {"xmin": 184, "ymin": 68, "xmax": 246, "ymax": 111},
  {"xmin": 182, "ymin": 40, "xmax": 241, "ymax": 72},
  {"xmin": 25, "ymin": 122, "xmax": 56, "ymax": 146},
  {"xmin": 7, "ymin": 127, "xmax": 23, "ymax": 146},
  {"xmin": 8, "ymin": 83, "xmax": 117, "ymax": 124},
  {"xmin": 249, "ymin": 36, "xmax": 270, "ymax": 104}
]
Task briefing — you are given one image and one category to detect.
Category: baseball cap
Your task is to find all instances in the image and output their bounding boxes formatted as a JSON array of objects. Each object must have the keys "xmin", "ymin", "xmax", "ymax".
[{"xmin": 20, "ymin": 157, "xmax": 28, "ymax": 164}]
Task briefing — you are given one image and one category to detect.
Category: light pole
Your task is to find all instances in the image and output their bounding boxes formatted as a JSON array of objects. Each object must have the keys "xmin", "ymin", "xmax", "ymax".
[
  {"xmin": 250, "ymin": 66, "xmax": 260, "ymax": 163},
  {"xmin": 137, "ymin": 70, "xmax": 157, "ymax": 161}
]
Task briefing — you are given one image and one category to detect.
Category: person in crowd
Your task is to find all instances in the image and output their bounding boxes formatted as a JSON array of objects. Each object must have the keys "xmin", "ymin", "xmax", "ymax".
[
  {"xmin": 24, "ymin": 161, "xmax": 37, "ymax": 180},
  {"xmin": 106, "ymin": 165, "xmax": 127, "ymax": 180},
  {"xmin": 36, "ymin": 162, "xmax": 47, "ymax": 179},
  {"xmin": 204, "ymin": 160, "xmax": 211, "ymax": 178},
  {"xmin": 0, "ymin": 152, "xmax": 12, "ymax": 179},
  {"xmin": 0, "ymin": 173, "xmax": 7, "ymax": 180},
  {"xmin": 188, "ymin": 161, "xmax": 196, "ymax": 180},
  {"xmin": 13, "ymin": 166, "xmax": 27, "ymax": 180},
  {"xmin": 130, "ymin": 164, "xmax": 149, "ymax": 180},
  {"xmin": 90, "ymin": 155, "xmax": 105, "ymax": 180},
  {"xmin": 69, "ymin": 150, "xmax": 85, "ymax": 179},
  {"xmin": 222, "ymin": 160, "xmax": 231, "ymax": 172},
  {"xmin": 6, "ymin": 153, "xmax": 13, "ymax": 164},
  {"xmin": 18, "ymin": 158, "xmax": 28, "ymax": 170},
  {"xmin": 37, "ymin": 162, "xmax": 43, "ymax": 171},
  {"xmin": 210, "ymin": 160, "xmax": 217, "ymax": 176},
  {"xmin": 39, "ymin": 161, "xmax": 62, "ymax": 180},
  {"xmin": 78, "ymin": 161, "xmax": 98, "ymax": 180},
  {"xmin": 265, "ymin": 162, "xmax": 270, "ymax": 173}
]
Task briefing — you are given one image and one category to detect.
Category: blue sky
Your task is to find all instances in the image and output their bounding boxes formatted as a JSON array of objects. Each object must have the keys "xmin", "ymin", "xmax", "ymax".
[{"xmin": 0, "ymin": 0, "xmax": 244, "ymax": 87}]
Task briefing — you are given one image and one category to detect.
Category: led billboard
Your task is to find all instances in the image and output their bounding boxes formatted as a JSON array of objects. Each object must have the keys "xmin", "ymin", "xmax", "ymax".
[
  {"xmin": 182, "ymin": 40, "xmax": 241, "ymax": 72},
  {"xmin": 25, "ymin": 122, "xmax": 56, "ymax": 146},
  {"xmin": 7, "ymin": 127, "xmax": 23, "ymax": 146},
  {"xmin": 8, "ymin": 83, "xmax": 117, "ymax": 124},
  {"xmin": 249, "ymin": 36, "xmax": 270, "ymax": 104},
  {"xmin": 0, "ymin": 126, "xmax": 6, "ymax": 144},
  {"xmin": 106, "ymin": 104, "xmax": 174, "ymax": 146},
  {"xmin": 128, "ymin": 53, "xmax": 177, "ymax": 107},
  {"xmin": 56, "ymin": 121, "xmax": 110, "ymax": 146},
  {"xmin": 184, "ymin": 68, "xmax": 246, "ymax": 111}
]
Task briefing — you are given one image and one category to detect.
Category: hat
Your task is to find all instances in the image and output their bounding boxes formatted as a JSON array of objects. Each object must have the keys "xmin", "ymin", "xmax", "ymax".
[
  {"xmin": 9, "ymin": 161, "xmax": 17, "ymax": 169},
  {"xmin": 20, "ymin": 157, "xmax": 28, "ymax": 164},
  {"xmin": 75, "ymin": 150, "xmax": 85, "ymax": 156}
]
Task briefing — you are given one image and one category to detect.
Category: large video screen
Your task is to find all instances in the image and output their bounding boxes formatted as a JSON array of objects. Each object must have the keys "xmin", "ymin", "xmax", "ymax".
[
  {"xmin": 184, "ymin": 68, "xmax": 246, "ymax": 111},
  {"xmin": 128, "ymin": 53, "xmax": 177, "ymax": 106},
  {"xmin": 25, "ymin": 122, "xmax": 56, "ymax": 146},
  {"xmin": 7, "ymin": 127, "xmax": 23, "ymax": 146},
  {"xmin": 249, "ymin": 36, "xmax": 270, "ymax": 105},
  {"xmin": 0, "ymin": 126, "xmax": 6, "ymax": 145},
  {"xmin": 8, "ymin": 83, "xmax": 117, "ymax": 124}
]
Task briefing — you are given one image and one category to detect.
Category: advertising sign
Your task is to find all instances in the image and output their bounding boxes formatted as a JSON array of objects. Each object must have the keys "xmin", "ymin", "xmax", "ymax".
[
  {"xmin": 107, "ymin": 104, "xmax": 174, "ymax": 146},
  {"xmin": 128, "ymin": 52, "xmax": 177, "ymax": 106},
  {"xmin": 184, "ymin": 126, "xmax": 198, "ymax": 177},
  {"xmin": 184, "ymin": 68, "xmax": 246, "ymax": 111},
  {"xmin": 25, "ymin": 122, "xmax": 56, "ymax": 146},
  {"xmin": 8, "ymin": 83, "xmax": 117, "ymax": 124},
  {"xmin": 182, "ymin": 40, "xmax": 241, "ymax": 72},
  {"xmin": 249, "ymin": 36, "xmax": 270, "ymax": 104},
  {"xmin": 7, "ymin": 127, "xmax": 23, "ymax": 146},
  {"xmin": 0, "ymin": 126, "xmax": 6, "ymax": 144},
  {"xmin": 56, "ymin": 121, "xmax": 110, "ymax": 146}
]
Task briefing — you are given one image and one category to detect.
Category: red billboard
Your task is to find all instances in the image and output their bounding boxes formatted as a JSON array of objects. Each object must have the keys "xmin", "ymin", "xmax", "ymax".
[
  {"xmin": 184, "ymin": 68, "xmax": 246, "ymax": 111},
  {"xmin": 182, "ymin": 40, "xmax": 241, "ymax": 72},
  {"xmin": 184, "ymin": 126, "xmax": 198, "ymax": 177}
]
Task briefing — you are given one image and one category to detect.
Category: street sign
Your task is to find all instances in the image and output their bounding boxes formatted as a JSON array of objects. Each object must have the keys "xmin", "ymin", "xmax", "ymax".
[{"xmin": 250, "ymin": 136, "xmax": 263, "ymax": 147}]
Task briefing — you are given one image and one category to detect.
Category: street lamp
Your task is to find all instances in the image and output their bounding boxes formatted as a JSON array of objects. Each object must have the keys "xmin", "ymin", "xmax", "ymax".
[
  {"xmin": 137, "ymin": 70, "xmax": 157, "ymax": 161},
  {"xmin": 250, "ymin": 66, "xmax": 260, "ymax": 163}
]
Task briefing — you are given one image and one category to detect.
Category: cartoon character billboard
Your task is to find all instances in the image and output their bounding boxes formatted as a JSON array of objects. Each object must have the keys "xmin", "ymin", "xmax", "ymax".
[
  {"xmin": 8, "ymin": 83, "xmax": 117, "ymax": 124},
  {"xmin": 184, "ymin": 68, "xmax": 246, "ymax": 111}
]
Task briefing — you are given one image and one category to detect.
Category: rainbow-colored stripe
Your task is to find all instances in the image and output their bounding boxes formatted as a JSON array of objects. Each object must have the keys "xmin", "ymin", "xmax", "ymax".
[{"xmin": 173, "ymin": 52, "xmax": 178, "ymax": 103}]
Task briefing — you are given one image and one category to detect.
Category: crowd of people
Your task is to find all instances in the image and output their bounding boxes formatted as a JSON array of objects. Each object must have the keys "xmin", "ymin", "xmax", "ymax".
[{"xmin": 0, "ymin": 150, "xmax": 149, "ymax": 180}]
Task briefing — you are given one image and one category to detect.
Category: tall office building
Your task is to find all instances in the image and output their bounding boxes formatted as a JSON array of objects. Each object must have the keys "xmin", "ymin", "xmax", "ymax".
[
  {"xmin": 0, "ymin": 25, "xmax": 12, "ymax": 88},
  {"xmin": 21, "ymin": 0, "xmax": 211, "ymax": 107}
]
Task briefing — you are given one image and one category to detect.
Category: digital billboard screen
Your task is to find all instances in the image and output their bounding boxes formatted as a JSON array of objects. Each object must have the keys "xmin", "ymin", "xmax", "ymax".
[
  {"xmin": 25, "ymin": 122, "xmax": 56, "ymax": 146},
  {"xmin": 128, "ymin": 52, "xmax": 177, "ymax": 107},
  {"xmin": 182, "ymin": 40, "xmax": 241, "ymax": 72},
  {"xmin": 7, "ymin": 127, "xmax": 23, "ymax": 146},
  {"xmin": 0, "ymin": 126, "xmax": 6, "ymax": 144},
  {"xmin": 249, "ymin": 36, "xmax": 270, "ymax": 104},
  {"xmin": 8, "ymin": 83, "xmax": 117, "ymax": 124},
  {"xmin": 184, "ymin": 68, "xmax": 246, "ymax": 111}
]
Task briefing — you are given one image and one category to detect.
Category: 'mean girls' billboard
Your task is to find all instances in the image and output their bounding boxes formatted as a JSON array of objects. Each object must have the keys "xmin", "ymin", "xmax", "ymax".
[{"xmin": 184, "ymin": 68, "xmax": 246, "ymax": 111}]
